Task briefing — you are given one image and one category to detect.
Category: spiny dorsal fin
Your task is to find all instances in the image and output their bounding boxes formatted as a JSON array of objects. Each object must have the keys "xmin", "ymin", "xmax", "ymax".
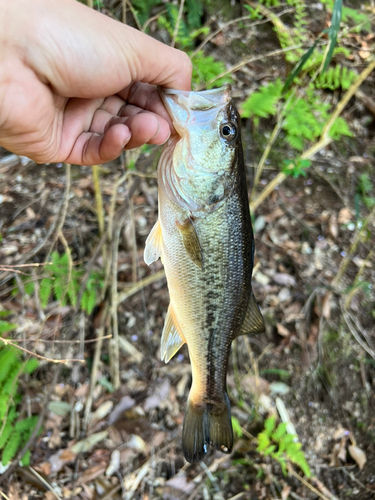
[
  {"xmin": 144, "ymin": 220, "xmax": 163, "ymax": 266},
  {"xmin": 176, "ymin": 217, "xmax": 202, "ymax": 269},
  {"xmin": 161, "ymin": 305, "xmax": 186, "ymax": 363},
  {"xmin": 235, "ymin": 291, "xmax": 265, "ymax": 338}
]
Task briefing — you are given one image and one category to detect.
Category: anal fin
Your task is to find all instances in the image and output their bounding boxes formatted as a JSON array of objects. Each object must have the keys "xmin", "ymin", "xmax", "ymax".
[
  {"xmin": 161, "ymin": 305, "xmax": 185, "ymax": 363},
  {"xmin": 176, "ymin": 217, "xmax": 202, "ymax": 269},
  {"xmin": 235, "ymin": 291, "xmax": 265, "ymax": 338},
  {"xmin": 144, "ymin": 220, "xmax": 163, "ymax": 266}
]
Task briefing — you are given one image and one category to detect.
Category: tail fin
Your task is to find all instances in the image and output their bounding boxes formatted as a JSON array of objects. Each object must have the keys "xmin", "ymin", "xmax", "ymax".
[{"xmin": 182, "ymin": 394, "xmax": 233, "ymax": 463}]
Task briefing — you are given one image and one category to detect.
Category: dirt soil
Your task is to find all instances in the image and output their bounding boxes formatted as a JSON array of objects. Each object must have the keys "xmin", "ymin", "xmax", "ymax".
[{"xmin": 0, "ymin": 1, "xmax": 375, "ymax": 499}]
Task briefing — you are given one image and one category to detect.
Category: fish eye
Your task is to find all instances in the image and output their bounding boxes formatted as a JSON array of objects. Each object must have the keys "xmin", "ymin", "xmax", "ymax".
[{"xmin": 220, "ymin": 122, "xmax": 237, "ymax": 141}]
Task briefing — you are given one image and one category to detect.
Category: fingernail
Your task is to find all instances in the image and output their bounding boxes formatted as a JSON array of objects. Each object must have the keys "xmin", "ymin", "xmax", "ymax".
[
  {"xmin": 122, "ymin": 130, "xmax": 131, "ymax": 148},
  {"xmin": 151, "ymin": 120, "xmax": 161, "ymax": 139}
]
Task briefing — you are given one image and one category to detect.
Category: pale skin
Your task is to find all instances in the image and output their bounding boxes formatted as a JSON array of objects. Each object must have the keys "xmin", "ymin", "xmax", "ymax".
[{"xmin": 0, "ymin": 0, "xmax": 192, "ymax": 165}]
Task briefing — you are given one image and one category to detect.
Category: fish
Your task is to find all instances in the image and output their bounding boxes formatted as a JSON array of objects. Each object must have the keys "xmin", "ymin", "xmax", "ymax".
[{"xmin": 144, "ymin": 85, "xmax": 265, "ymax": 463}]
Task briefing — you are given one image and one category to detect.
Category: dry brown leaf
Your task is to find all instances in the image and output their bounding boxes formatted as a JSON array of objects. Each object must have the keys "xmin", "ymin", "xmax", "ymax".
[
  {"xmin": 273, "ymin": 273, "xmax": 296, "ymax": 287},
  {"xmin": 276, "ymin": 323, "xmax": 290, "ymax": 337},
  {"xmin": 166, "ymin": 475, "xmax": 195, "ymax": 495},
  {"xmin": 242, "ymin": 375, "xmax": 270, "ymax": 396},
  {"xmin": 77, "ymin": 465, "xmax": 107, "ymax": 485},
  {"xmin": 338, "ymin": 207, "xmax": 352, "ymax": 224},
  {"xmin": 348, "ymin": 444, "xmax": 367, "ymax": 470}
]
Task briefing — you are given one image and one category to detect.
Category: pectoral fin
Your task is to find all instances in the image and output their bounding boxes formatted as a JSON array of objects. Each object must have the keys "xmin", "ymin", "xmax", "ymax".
[
  {"xmin": 235, "ymin": 291, "xmax": 265, "ymax": 338},
  {"xmin": 176, "ymin": 218, "xmax": 202, "ymax": 269},
  {"xmin": 161, "ymin": 305, "xmax": 186, "ymax": 363},
  {"xmin": 144, "ymin": 220, "xmax": 163, "ymax": 266}
]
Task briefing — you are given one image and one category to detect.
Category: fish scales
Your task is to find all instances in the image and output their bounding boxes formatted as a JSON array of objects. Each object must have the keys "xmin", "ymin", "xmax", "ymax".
[{"xmin": 144, "ymin": 85, "xmax": 264, "ymax": 463}]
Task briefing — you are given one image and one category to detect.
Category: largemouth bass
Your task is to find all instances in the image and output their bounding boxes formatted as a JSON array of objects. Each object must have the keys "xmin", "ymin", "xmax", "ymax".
[{"xmin": 144, "ymin": 85, "xmax": 264, "ymax": 463}]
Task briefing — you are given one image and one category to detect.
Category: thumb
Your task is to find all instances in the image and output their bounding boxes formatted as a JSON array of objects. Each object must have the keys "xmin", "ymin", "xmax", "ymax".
[{"xmin": 17, "ymin": 0, "xmax": 192, "ymax": 99}]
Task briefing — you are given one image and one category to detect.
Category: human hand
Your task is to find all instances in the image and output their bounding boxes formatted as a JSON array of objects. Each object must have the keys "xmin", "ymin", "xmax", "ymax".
[{"xmin": 0, "ymin": 0, "xmax": 191, "ymax": 165}]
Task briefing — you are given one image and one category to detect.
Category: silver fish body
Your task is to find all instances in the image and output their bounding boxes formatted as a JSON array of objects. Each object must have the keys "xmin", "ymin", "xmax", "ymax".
[{"xmin": 144, "ymin": 85, "xmax": 264, "ymax": 462}]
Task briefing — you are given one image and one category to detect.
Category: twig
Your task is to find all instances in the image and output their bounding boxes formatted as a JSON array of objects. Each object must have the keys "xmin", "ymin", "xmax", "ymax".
[
  {"xmin": 142, "ymin": 8, "xmax": 168, "ymax": 32},
  {"xmin": 83, "ymin": 303, "xmax": 109, "ymax": 430},
  {"xmin": 0, "ymin": 337, "xmax": 85, "ymax": 364},
  {"xmin": 122, "ymin": 0, "xmax": 126, "ymax": 24},
  {"xmin": 27, "ymin": 467, "xmax": 62, "ymax": 500},
  {"xmin": 200, "ymin": 462, "xmax": 224, "ymax": 500},
  {"xmin": 116, "ymin": 269, "xmax": 165, "ymax": 305},
  {"xmin": 287, "ymin": 466, "xmax": 335, "ymax": 500},
  {"xmin": 8, "ymin": 335, "xmax": 112, "ymax": 344},
  {"xmin": 171, "ymin": 0, "xmax": 185, "ymax": 48},
  {"xmin": 198, "ymin": 45, "xmax": 303, "ymax": 90},
  {"xmin": 341, "ymin": 305, "xmax": 375, "ymax": 359},
  {"xmin": 250, "ymin": 61, "xmax": 375, "ymax": 211},
  {"xmin": 110, "ymin": 218, "xmax": 122, "ymax": 389},
  {"xmin": 124, "ymin": 0, "xmax": 142, "ymax": 31}
]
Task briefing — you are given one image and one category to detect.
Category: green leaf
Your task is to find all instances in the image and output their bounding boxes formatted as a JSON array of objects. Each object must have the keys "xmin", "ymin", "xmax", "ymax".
[
  {"xmin": 241, "ymin": 80, "xmax": 283, "ymax": 119},
  {"xmin": 39, "ymin": 278, "xmax": 53, "ymax": 308},
  {"xmin": 283, "ymin": 40, "xmax": 319, "ymax": 92},
  {"xmin": 24, "ymin": 358, "xmax": 38, "ymax": 375},
  {"xmin": 0, "ymin": 320, "xmax": 17, "ymax": 334},
  {"xmin": 231, "ymin": 416, "xmax": 243, "ymax": 438},
  {"xmin": 322, "ymin": 0, "xmax": 342, "ymax": 73},
  {"xmin": 2, "ymin": 430, "xmax": 21, "ymax": 465},
  {"xmin": 264, "ymin": 415, "xmax": 277, "ymax": 435},
  {"xmin": 272, "ymin": 422, "xmax": 287, "ymax": 441},
  {"xmin": 20, "ymin": 449, "xmax": 31, "ymax": 467},
  {"xmin": 256, "ymin": 432, "xmax": 271, "ymax": 452}
]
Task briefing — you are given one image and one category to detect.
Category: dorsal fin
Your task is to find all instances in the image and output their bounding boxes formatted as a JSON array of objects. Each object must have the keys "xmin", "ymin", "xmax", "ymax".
[
  {"xmin": 176, "ymin": 218, "xmax": 203, "ymax": 269},
  {"xmin": 161, "ymin": 305, "xmax": 186, "ymax": 363},
  {"xmin": 144, "ymin": 220, "xmax": 163, "ymax": 266},
  {"xmin": 234, "ymin": 291, "xmax": 265, "ymax": 338}
]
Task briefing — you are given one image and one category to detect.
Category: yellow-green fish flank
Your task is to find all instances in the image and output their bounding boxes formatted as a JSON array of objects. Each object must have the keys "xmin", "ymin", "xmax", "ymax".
[{"xmin": 144, "ymin": 85, "xmax": 264, "ymax": 463}]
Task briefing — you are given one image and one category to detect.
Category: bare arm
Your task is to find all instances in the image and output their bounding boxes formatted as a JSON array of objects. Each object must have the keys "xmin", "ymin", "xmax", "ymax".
[{"xmin": 0, "ymin": 0, "xmax": 192, "ymax": 164}]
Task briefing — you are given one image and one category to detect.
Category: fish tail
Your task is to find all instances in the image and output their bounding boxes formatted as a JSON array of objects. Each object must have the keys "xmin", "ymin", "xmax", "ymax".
[{"xmin": 182, "ymin": 393, "xmax": 233, "ymax": 463}]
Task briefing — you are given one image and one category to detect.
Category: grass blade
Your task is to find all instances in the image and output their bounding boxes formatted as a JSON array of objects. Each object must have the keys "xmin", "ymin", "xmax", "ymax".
[
  {"xmin": 283, "ymin": 41, "xmax": 318, "ymax": 92},
  {"xmin": 322, "ymin": 0, "xmax": 342, "ymax": 73}
]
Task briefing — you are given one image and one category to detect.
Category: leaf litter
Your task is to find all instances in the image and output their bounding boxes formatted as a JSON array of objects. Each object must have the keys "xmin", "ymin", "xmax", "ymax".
[{"xmin": 0, "ymin": 1, "xmax": 375, "ymax": 499}]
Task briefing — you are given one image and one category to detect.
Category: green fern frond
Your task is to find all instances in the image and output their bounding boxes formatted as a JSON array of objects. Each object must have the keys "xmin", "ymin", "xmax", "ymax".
[
  {"xmin": 316, "ymin": 65, "xmax": 357, "ymax": 91},
  {"xmin": 241, "ymin": 79, "xmax": 283, "ymax": 119},
  {"xmin": 2, "ymin": 430, "xmax": 21, "ymax": 465}
]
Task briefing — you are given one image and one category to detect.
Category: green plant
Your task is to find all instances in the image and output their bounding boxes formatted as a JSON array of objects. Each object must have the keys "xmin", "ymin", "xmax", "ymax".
[
  {"xmin": 356, "ymin": 173, "xmax": 375, "ymax": 211},
  {"xmin": 15, "ymin": 252, "xmax": 103, "ymax": 314},
  {"xmin": 282, "ymin": 158, "xmax": 311, "ymax": 178},
  {"xmin": 0, "ymin": 338, "xmax": 39, "ymax": 467},
  {"xmin": 321, "ymin": 0, "xmax": 372, "ymax": 33},
  {"xmin": 257, "ymin": 415, "xmax": 311, "ymax": 477}
]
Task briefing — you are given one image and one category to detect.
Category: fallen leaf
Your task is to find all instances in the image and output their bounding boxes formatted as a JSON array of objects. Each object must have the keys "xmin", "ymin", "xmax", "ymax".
[
  {"xmin": 273, "ymin": 273, "xmax": 296, "ymax": 287},
  {"xmin": 91, "ymin": 400, "xmax": 113, "ymax": 423},
  {"xmin": 276, "ymin": 323, "xmax": 290, "ymax": 337},
  {"xmin": 338, "ymin": 207, "xmax": 352, "ymax": 224},
  {"xmin": 106, "ymin": 449, "xmax": 120, "ymax": 476},
  {"xmin": 166, "ymin": 474, "xmax": 195, "ymax": 494},
  {"xmin": 269, "ymin": 382, "xmax": 290, "ymax": 395},
  {"xmin": 348, "ymin": 445, "xmax": 367, "ymax": 470},
  {"xmin": 108, "ymin": 396, "xmax": 135, "ymax": 425},
  {"xmin": 48, "ymin": 401, "xmax": 72, "ymax": 417},
  {"xmin": 70, "ymin": 430, "xmax": 108, "ymax": 454}
]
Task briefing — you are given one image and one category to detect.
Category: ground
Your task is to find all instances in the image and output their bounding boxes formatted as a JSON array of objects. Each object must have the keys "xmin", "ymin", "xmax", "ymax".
[{"xmin": 0, "ymin": 1, "xmax": 375, "ymax": 499}]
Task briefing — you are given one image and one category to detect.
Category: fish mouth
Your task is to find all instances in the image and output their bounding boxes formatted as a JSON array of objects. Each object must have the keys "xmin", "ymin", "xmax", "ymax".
[{"xmin": 159, "ymin": 85, "xmax": 232, "ymax": 136}]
